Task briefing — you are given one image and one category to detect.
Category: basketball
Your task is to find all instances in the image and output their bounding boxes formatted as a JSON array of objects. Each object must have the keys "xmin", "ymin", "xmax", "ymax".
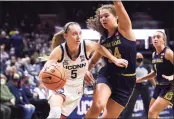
[{"xmin": 39, "ymin": 64, "xmax": 66, "ymax": 90}]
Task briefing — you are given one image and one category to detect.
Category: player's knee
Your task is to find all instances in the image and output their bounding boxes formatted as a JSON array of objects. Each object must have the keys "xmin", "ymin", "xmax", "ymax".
[
  {"xmin": 48, "ymin": 94, "xmax": 64, "ymax": 107},
  {"xmin": 47, "ymin": 106, "xmax": 61, "ymax": 119},
  {"xmin": 148, "ymin": 109, "xmax": 157, "ymax": 118},
  {"xmin": 91, "ymin": 100, "xmax": 106, "ymax": 113}
]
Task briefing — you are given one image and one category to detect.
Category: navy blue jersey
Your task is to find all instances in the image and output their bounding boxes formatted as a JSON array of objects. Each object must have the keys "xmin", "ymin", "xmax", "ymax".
[
  {"xmin": 152, "ymin": 47, "xmax": 173, "ymax": 83},
  {"xmin": 100, "ymin": 30, "xmax": 136, "ymax": 75}
]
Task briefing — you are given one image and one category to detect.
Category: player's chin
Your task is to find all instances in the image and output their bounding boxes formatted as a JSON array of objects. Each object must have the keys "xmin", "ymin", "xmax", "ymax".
[{"xmin": 76, "ymin": 41, "xmax": 80, "ymax": 44}]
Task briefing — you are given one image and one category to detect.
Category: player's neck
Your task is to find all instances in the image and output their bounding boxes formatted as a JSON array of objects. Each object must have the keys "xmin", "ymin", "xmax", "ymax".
[
  {"xmin": 107, "ymin": 25, "xmax": 117, "ymax": 38},
  {"xmin": 67, "ymin": 44, "xmax": 80, "ymax": 58},
  {"xmin": 155, "ymin": 45, "xmax": 165, "ymax": 55}
]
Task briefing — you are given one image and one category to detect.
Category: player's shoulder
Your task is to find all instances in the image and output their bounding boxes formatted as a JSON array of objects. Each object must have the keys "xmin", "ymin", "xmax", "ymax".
[
  {"xmin": 54, "ymin": 44, "xmax": 62, "ymax": 50},
  {"xmin": 165, "ymin": 47, "xmax": 173, "ymax": 55},
  {"xmin": 52, "ymin": 44, "xmax": 64, "ymax": 55},
  {"xmin": 165, "ymin": 47, "xmax": 173, "ymax": 59},
  {"xmin": 82, "ymin": 40, "xmax": 94, "ymax": 49}
]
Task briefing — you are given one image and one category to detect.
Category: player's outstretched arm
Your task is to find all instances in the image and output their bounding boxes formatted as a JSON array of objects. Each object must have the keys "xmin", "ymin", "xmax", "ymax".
[
  {"xmin": 85, "ymin": 40, "xmax": 128, "ymax": 69},
  {"xmin": 136, "ymin": 71, "xmax": 156, "ymax": 83}
]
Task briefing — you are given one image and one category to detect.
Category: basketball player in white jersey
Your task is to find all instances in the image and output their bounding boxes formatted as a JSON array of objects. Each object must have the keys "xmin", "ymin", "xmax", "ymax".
[{"xmin": 41, "ymin": 22, "xmax": 128, "ymax": 118}]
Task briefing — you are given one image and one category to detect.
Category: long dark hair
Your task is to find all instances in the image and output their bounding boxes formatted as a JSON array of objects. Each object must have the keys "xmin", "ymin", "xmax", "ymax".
[{"xmin": 86, "ymin": 4, "xmax": 117, "ymax": 36}]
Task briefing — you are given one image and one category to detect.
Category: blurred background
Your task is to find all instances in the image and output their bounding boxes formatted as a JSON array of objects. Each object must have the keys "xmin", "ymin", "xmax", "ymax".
[{"xmin": 0, "ymin": 1, "xmax": 174, "ymax": 119}]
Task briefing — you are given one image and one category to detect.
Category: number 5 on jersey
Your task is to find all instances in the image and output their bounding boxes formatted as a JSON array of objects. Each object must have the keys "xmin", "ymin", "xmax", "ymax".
[{"xmin": 71, "ymin": 70, "xmax": 77, "ymax": 79}]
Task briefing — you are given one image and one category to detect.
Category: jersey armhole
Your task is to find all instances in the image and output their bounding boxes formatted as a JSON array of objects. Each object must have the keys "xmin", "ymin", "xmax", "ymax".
[
  {"xmin": 83, "ymin": 40, "xmax": 90, "ymax": 60},
  {"xmin": 152, "ymin": 52, "xmax": 157, "ymax": 73},
  {"xmin": 57, "ymin": 44, "xmax": 64, "ymax": 63},
  {"xmin": 152, "ymin": 52, "xmax": 155, "ymax": 58}
]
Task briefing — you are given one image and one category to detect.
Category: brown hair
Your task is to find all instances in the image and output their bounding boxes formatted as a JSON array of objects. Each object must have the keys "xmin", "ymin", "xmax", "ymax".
[
  {"xmin": 51, "ymin": 22, "xmax": 80, "ymax": 50},
  {"xmin": 86, "ymin": 4, "xmax": 116, "ymax": 35}
]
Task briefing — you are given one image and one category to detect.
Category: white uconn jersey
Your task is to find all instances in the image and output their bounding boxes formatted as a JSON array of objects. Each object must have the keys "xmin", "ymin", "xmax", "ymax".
[{"xmin": 58, "ymin": 40, "xmax": 89, "ymax": 86}]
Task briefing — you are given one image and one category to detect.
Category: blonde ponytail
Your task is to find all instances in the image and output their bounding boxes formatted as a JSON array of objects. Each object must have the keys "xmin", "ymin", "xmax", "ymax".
[{"xmin": 51, "ymin": 30, "xmax": 65, "ymax": 50}]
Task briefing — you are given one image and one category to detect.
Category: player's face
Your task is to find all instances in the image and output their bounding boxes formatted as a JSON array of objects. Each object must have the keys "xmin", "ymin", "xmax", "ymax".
[
  {"xmin": 99, "ymin": 9, "xmax": 117, "ymax": 30},
  {"xmin": 64, "ymin": 24, "xmax": 82, "ymax": 46},
  {"xmin": 152, "ymin": 32, "xmax": 165, "ymax": 48}
]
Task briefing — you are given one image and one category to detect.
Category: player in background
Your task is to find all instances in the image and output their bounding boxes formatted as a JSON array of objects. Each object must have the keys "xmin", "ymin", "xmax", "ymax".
[{"xmin": 137, "ymin": 31, "xmax": 174, "ymax": 118}]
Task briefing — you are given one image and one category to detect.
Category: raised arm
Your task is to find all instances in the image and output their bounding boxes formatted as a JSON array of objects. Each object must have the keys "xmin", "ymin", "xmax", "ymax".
[
  {"xmin": 113, "ymin": 1, "xmax": 132, "ymax": 31},
  {"xmin": 113, "ymin": 1, "xmax": 135, "ymax": 41}
]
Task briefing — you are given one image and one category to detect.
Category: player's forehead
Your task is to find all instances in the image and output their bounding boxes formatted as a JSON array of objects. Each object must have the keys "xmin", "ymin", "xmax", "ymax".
[
  {"xmin": 100, "ymin": 9, "xmax": 111, "ymax": 15},
  {"xmin": 153, "ymin": 32, "xmax": 163, "ymax": 37},
  {"xmin": 68, "ymin": 24, "xmax": 81, "ymax": 33}
]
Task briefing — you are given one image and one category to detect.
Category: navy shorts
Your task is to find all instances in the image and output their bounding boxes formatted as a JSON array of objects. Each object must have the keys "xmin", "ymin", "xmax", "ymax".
[
  {"xmin": 97, "ymin": 70, "xmax": 136, "ymax": 107},
  {"xmin": 153, "ymin": 84, "xmax": 174, "ymax": 106}
]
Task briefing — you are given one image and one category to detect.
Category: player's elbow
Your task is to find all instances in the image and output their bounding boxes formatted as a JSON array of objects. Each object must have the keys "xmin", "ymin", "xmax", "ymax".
[
  {"xmin": 89, "ymin": 59, "xmax": 97, "ymax": 70},
  {"xmin": 95, "ymin": 44, "xmax": 102, "ymax": 52}
]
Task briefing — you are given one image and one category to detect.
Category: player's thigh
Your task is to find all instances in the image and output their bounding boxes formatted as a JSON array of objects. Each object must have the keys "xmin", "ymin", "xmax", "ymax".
[
  {"xmin": 93, "ymin": 83, "xmax": 111, "ymax": 105},
  {"xmin": 149, "ymin": 96, "xmax": 170, "ymax": 114},
  {"xmin": 48, "ymin": 93, "xmax": 64, "ymax": 107},
  {"xmin": 102, "ymin": 98, "xmax": 124, "ymax": 118},
  {"xmin": 61, "ymin": 96, "xmax": 82, "ymax": 117},
  {"xmin": 149, "ymin": 98, "xmax": 156, "ymax": 109}
]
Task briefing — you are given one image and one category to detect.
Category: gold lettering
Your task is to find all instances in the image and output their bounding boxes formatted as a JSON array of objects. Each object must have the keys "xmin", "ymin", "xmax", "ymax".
[
  {"xmin": 111, "ymin": 40, "xmax": 121, "ymax": 46},
  {"xmin": 103, "ymin": 42, "xmax": 111, "ymax": 48},
  {"xmin": 114, "ymin": 47, "xmax": 121, "ymax": 59},
  {"xmin": 164, "ymin": 91, "xmax": 174, "ymax": 101},
  {"xmin": 152, "ymin": 59, "xmax": 163, "ymax": 63},
  {"xmin": 108, "ymin": 47, "xmax": 121, "ymax": 63}
]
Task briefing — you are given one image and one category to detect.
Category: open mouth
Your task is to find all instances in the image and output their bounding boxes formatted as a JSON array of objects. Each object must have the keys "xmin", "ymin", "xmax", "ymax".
[{"xmin": 154, "ymin": 41, "xmax": 158, "ymax": 44}]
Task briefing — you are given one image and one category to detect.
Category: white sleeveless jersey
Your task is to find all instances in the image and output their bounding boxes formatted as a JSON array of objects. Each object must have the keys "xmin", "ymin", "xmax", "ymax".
[{"xmin": 57, "ymin": 40, "xmax": 89, "ymax": 86}]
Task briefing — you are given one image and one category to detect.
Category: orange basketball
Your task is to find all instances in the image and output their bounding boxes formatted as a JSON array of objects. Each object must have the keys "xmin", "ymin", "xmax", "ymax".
[{"xmin": 39, "ymin": 64, "xmax": 66, "ymax": 90}]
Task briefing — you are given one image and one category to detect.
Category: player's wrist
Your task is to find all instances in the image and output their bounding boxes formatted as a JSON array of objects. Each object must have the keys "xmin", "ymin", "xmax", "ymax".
[{"xmin": 111, "ymin": 56, "xmax": 118, "ymax": 64}]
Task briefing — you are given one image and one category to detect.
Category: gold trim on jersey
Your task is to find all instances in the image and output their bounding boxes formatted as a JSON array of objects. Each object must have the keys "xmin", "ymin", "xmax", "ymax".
[
  {"xmin": 125, "ymin": 85, "xmax": 136, "ymax": 107},
  {"xmin": 121, "ymin": 73, "xmax": 136, "ymax": 77},
  {"xmin": 156, "ymin": 82, "xmax": 172, "ymax": 85},
  {"xmin": 164, "ymin": 91, "xmax": 174, "ymax": 106}
]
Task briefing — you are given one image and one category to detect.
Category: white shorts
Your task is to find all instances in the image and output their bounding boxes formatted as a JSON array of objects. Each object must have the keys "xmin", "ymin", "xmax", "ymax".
[{"xmin": 48, "ymin": 84, "xmax": 84, "ymax": 116}]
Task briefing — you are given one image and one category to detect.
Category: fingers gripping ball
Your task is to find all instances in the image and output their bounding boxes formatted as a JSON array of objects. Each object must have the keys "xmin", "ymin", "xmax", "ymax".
[{"xmin": 40, "ymin": 64, "xmax": 66, "ymax": 90}]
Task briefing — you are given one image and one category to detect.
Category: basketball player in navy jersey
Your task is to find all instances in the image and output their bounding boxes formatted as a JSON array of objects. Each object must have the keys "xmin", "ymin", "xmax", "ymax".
[
  {"xmin": 40, "ymin": 22, "xmax": 127, "ymax": 118},
  {"xmin": 137, "ymin": 31, "xmax": 174, "ymax": 118},
  {"xmin": 85, "ymin": 1, "xmax": 136, "ymax": 118}
]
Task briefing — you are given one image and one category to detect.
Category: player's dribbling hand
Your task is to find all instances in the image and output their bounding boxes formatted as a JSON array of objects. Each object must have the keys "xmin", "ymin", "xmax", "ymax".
[
  {"xmin": 113, "ymin": 58, "xmax": 128, "ymax": 68},
  {"xmin": 84, "ymin": 71, "xmax": 95, "ymax": 86},
  {"xmin": 162, "ymin": 74, "xmax": 174, "ymax": 81}
]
